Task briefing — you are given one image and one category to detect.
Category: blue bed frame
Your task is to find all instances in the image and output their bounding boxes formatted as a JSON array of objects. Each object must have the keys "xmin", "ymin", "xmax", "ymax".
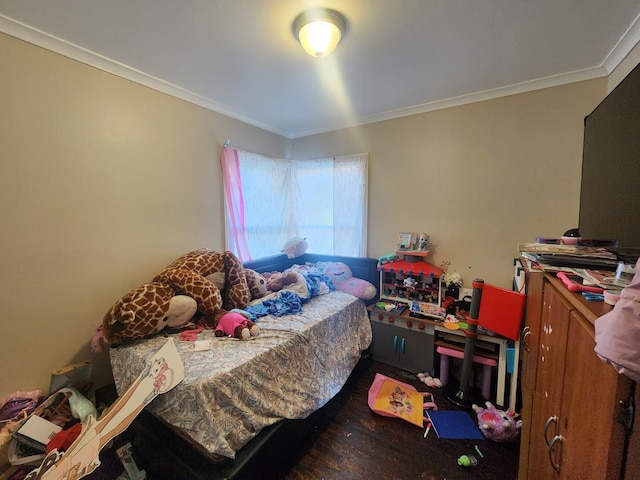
[{"xmin": 243, "ymin": 252, "xmax": 380, "ymax": 304}]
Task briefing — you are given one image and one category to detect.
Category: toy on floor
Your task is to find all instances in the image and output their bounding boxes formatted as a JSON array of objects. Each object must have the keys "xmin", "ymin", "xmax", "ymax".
[
  {"xmin": 417, "ymin": 372, "xmax": 442, "ymax": 388},
  {"xmin": 457, "ymin": 454, "xmax": 478, "ymax": 468},
  {"xmin": 472, "ymin": 401, "xmax": 521, "ymax": 442}
]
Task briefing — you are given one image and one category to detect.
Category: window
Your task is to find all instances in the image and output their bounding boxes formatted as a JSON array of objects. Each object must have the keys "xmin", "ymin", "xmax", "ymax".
[{"xmin": 221, "ymin": 148, "xmax": 368, "ymax": 262}]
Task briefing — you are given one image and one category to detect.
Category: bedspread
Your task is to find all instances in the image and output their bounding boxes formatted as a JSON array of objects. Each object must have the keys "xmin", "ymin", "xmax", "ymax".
[{"xmin": 109, "ymin": 291, "xmax": 372, "ymax": 460}]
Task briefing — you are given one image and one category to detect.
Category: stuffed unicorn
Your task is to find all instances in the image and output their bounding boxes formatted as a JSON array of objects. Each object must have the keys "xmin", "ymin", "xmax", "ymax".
[{"xmin": 472, "ymin": 401, "xmax": 521, "ymax": 442}]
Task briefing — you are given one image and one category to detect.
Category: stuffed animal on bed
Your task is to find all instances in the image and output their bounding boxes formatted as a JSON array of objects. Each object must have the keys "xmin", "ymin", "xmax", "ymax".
[
  {"xmin": 317, "ymin": 262, "xmax": 377, "ymax": 301},
  {"xmin": 155, "ymin": 249, "xmax": 250, "ymax": 312},
  {"xmin": 95, "ymin": 283, "xmax": 199, "ymax": 349},
  {"xmin": 244, "ymin": 268, "xmax": 268, "ymax": 300},
  {"xmin": 96, "ymin": 249, "xmax": 251, "ymax": 348},
  {"xmin": 214, "ymin": 310, "xmax": 260, "ymax": 340},
  {"xmin": 472, "ymin": 401, "xmax": 521, "ymax": 442},
  {"xmin": 263, "ymin": 270, "xmax": 300, "ymax": 292}
]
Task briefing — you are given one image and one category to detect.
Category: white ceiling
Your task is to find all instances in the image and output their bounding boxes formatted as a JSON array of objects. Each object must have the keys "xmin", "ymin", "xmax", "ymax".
[{"xmin": 1, "ymin": 1, "xmax": 640, "ymax": 138}]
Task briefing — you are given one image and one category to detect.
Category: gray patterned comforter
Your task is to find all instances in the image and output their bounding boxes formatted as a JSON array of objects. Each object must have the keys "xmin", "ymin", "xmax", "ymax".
[{"xmin": 109, "ymin": 291, "xmax": 372, "ymax": 460}]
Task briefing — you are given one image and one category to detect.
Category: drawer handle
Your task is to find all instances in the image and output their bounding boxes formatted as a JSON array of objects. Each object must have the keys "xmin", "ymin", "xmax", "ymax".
[
  {"xmin": 522, "ymin": 330, "xmax": 531, "ymax": 352},
  {"xmin": 548, "ymin": 434, "xmax": 563, "ymax": 473},
  {"xmin": 544, "ymin": 415, "xmax": 557, "ymax": 447}
]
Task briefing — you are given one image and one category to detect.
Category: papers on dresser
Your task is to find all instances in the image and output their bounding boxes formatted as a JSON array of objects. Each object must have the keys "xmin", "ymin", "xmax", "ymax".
[{"xmin": 519, "ymin": 243, "xmax": 619, "ymax": 271}]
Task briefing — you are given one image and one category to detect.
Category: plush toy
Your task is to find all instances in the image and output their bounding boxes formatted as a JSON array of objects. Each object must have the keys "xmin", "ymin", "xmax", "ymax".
[
  {"xmin": 282, "ymin": 236, "xmax": 308, "ymax": 259},
  {"xmin": 96, "ymin": 283, "xmax": 199, "ymax": 349},
  {"xmin": 214, "ymin": 310, "xmax": 260, "ymax": 340},
  {"xmin": 155, "ymin": 249, "xmax": 250, "ymax": 312},
  {"xmin": 317, "ymin": 262, "xmax": 377, "ymax": 301},
  {"xmin": 97, "ymin": 249, "xmax": 251, "ymax": 348},
  {"xmin": 403, "ymin": 277, "xmax": 416, "ymax": 289},
  {"xmin": 472, "ymin": 401, "xmax": 522, "ymax": 442},
  {"xmin": 377, "ymin": 253, "xmax": 399, "ymax": 267},
  {"xmin": 263, "ymin": 270, "xmax": 300, "ymax": 292},
  {"xmin": 244, "ymin": 268, "xmax": 268, "ymax": 300}
]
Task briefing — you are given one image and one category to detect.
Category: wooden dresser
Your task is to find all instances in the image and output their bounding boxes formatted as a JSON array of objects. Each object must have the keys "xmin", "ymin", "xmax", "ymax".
[{"xmin": 518, "ymin": 267, "xmax": 639, "ymax": 480}]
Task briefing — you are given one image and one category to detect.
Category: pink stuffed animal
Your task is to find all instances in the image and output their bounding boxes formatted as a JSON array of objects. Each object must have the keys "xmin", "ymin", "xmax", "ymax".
[
  {"xmin": 318, "ymin": 262, "xmax": 377, "ymax": 301},
  {"xmin": 472, "ymin": 401, "xmax": 521, "ymax": 442},
  {"xmin": 214, "ymin": 311, "xmax": 260, "ymax": 340},
  {"xmin": 282, "ymin": 237, "xmax": 308, "ymax": 259}
]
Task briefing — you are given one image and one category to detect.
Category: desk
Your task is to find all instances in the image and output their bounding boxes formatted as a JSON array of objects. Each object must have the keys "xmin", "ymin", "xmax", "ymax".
[{"xmin": 433, "ymin": 324, "xmax": 519, "ymax": 411}]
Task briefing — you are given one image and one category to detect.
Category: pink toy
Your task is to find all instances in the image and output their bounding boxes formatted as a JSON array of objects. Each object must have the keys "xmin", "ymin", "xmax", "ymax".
[
  {"xmin": 214, "ymin": 311, "xmax": 260, "ymax": 340},
  {"xmin": 318, "ymin": 261, "xmax": 377, "ymax": 301},
  {"xmin": 282, "ymin": 236, "xmax": 308, "ymax": 259},
  {"xmin": 472, "ymin": 401, "xmax": 521, "ymax": 442}
]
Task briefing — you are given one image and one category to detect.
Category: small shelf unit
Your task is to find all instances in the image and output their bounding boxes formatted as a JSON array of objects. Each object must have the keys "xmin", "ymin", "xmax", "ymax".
[{"xmin": 377, "ymin": 258, "xmax": 443, "ymax": 307}]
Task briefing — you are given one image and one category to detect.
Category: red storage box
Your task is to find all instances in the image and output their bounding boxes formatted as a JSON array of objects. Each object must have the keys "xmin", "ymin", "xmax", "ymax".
[{"xmin": 477, "ymin": 284, "xmax": 525, "ymax": 340}]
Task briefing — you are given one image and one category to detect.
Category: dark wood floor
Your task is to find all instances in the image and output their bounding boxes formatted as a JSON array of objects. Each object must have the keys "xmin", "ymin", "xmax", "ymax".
[{"xmin": 281, "ymin": 359, "xmax": 520, "ymax": 480}]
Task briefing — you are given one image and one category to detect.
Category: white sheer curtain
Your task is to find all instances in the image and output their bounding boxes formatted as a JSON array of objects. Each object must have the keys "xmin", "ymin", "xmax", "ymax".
[{"xmin": 221, "ymin": 147, "xmax": 368, "ymax": 261}]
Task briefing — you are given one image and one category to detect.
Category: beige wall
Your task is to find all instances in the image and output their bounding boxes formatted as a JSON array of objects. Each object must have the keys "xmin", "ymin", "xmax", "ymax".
[
  {"xmin": 1, "ymin": 31, "xmax": 636, "ymax": 399},
  {"xmin": 0, "ymin": 33, "xmax": 287, "ymax": 398},
  {"xmin": 290, "ymin": 79, "xmax": 606, "ymax": 290}
]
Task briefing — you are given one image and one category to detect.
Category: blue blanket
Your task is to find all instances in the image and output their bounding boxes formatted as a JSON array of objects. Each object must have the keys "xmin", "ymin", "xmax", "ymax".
[{"xmin": 245, "ymin": 290, "xmax": 303, "ymax": 318}]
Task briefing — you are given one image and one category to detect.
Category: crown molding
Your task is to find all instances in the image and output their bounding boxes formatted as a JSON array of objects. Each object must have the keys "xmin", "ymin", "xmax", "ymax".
[
  {"xmin": 0, "ymin": 14, "xmax": 289, "ymax": 137},
  {"xmin": 3, "ymin": 11, "xmax": 639, "ymax": 140}
]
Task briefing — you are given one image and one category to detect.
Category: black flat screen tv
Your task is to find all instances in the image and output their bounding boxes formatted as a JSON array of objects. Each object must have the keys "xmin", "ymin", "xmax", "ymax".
[{"xmin": 579, "ymin": 62, "xmax": 640, "ymax": 261}]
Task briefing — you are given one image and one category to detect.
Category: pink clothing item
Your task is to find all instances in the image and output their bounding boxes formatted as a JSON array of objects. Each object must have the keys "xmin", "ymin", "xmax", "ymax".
[
  {"xmin": 179, "ymin": 326, "xmax": 205, "ymax": 342},
  {"xmin": 595, "ymin": 258, "xmax": 640, "ymax": 382}
]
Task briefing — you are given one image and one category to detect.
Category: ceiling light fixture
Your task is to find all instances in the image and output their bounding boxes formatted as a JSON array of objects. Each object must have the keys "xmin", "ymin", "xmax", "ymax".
[{"xmin": 293, "ymin": 8, "xmax": 347, "ymax": 57}]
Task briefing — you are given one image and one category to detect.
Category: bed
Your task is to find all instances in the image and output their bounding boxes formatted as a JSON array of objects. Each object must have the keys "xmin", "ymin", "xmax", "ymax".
[{"xmin": 107, "ymin": 253, "xmax": 378, "ymax": 477}]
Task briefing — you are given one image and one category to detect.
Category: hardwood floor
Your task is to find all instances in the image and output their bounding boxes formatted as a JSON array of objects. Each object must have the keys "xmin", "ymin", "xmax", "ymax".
[{"xmin": 282, "ymin": 358, "xmax": 520, "ymax": 480}]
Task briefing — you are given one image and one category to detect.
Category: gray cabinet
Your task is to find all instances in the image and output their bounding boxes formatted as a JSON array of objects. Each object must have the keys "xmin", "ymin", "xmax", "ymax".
[{"xmin": 370, "ymin": 310, "xmax": 434, "ymax": 373}]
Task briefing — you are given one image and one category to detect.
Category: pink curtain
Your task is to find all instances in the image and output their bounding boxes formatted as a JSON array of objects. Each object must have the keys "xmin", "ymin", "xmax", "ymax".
[{"xmin": 220, "ymin": 147, "xmax": 251, "ymax": 261}]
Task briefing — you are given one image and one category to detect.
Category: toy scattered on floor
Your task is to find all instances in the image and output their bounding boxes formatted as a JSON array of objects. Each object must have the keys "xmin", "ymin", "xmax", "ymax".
[
  {"xmin": 457, "ymin": 454, "xmax": 478, "ymax": 468},
  {"xmin": 116, "ymin": 442, "xmax": 146, "ymax": 480},
  {"xmin": 472, "ymin": 401, "xmax": 522, "ymax": 442},
  {"xmin": 282, "ymin": 236, "xmax": 308, "ymax": 259},
  {"xmin": 214, "ymin": 310, "xmax": 260, "ymax": 340},
  {"xmin": 416, "ymin": 372, "xmax": 442, "ymax": 388},
  {"xmin": 317, "ymin": 261, "xmax": 377, "ymax": 300}
]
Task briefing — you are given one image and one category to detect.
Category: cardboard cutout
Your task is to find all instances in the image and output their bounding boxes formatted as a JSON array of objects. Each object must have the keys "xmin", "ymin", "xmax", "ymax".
[{"xmin": 26, "ymin": 338, "xmax": 184, "ymax": 480}]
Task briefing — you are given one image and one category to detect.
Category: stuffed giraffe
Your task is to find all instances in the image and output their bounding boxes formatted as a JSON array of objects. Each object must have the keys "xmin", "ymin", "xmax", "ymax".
[
  {"xmin": 96, "ymin": 249, "xmax": 251, "ymax": 348},
  {"xmin": 154, "ymin": 249, "xmax": 250, "ymax": 313}
]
